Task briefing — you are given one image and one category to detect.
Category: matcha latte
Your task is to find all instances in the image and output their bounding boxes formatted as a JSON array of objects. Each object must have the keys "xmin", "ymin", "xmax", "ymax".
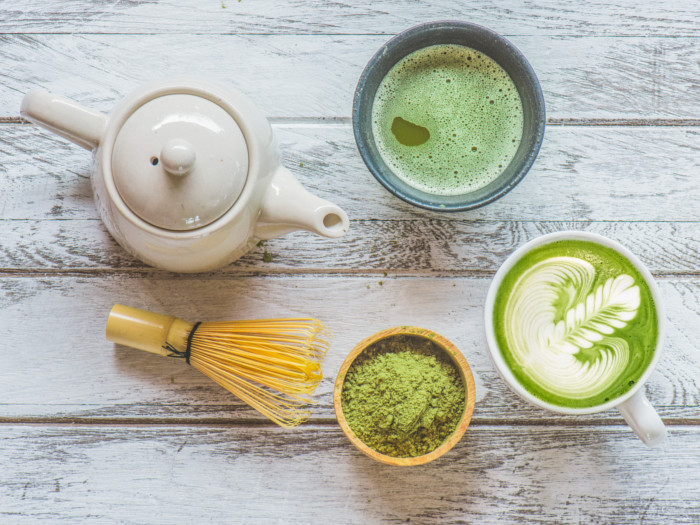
[
  {"xmin": 371, "ymin": 44, "xmax": 524, "ymax": 195},
  {"xmin": 492, "ymin": 239, "xmax": 659, "ymax": 409}
]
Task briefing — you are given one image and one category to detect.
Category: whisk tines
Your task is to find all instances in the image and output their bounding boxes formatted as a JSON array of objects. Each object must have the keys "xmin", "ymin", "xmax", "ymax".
[
  {"xmin": 188, "ymin": 318, "xmax": 330, "ymax": 428},
  {"xmin": 106, "ymin": 306, "xmax": 331, "ymax": 428}
]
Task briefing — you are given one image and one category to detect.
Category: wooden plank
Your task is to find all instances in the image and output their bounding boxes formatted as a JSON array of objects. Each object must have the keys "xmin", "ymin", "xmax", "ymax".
[
  {"xmin": 0, "ymin": 218, "xmax": 698, "ymax": 276},
  {"xmin": 0, "ymin": 423, "xmax": 699, "ymax": 523},
  {"xmin": 1, "ymin": 124, "xmax": 699, "ymax": 222},
  {"xmin": 2, "ymin": 35, "xmax": 700, "ymax": 119},
  {"xmin": 0, "ymin": 275, "xmax": 697, "ymax": 422},
  {"xmin": 3, "ymin": 0, "xmax": 700, "ymax": 36}
]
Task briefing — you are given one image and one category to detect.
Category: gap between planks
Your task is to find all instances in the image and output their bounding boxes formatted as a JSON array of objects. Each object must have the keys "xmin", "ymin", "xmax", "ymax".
[
  {"xmin": 0, "ymin": 417, "xmax": 697, "ymax": 427},
  {"xmin": 4, "ymin": 117, "xmax": 700, "ymax": 126},
  {"xmin": 2, "ymin": 31, "xmax": 700, "ymax": 37},
  {"xmin": 0, "ymin": 269, "xmax": 699, "ymax": 279}
]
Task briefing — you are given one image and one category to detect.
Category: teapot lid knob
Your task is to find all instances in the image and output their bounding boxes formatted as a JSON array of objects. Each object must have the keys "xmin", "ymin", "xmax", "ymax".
[{"xmin": 161, "ymin": 138, "xmax": 196, "ymax": 176}]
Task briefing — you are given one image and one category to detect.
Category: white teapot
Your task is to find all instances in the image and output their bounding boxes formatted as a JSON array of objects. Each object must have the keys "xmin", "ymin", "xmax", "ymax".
[{"xmin": 21, "ymin": 79, "xmax": 349, "ymax": 272}]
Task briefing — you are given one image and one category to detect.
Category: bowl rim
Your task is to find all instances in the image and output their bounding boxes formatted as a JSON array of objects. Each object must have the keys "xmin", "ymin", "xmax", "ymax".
[
  {"xmin": 333, "ymin": 326, "xmax": 476, "ymax": 466},
  {"xmin": 352, "ymin": 19, "xmax": 546, "ymax": 212}
]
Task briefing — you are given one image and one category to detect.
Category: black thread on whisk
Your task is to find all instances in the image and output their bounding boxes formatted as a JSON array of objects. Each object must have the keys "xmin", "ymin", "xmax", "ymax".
[
  {"xmin": 184, "ymin": 322, "xmax": 202, "ymax": 365},
  {"xmin": 164, "ymin": 343, "xmax": 184, "ymax": 359}
]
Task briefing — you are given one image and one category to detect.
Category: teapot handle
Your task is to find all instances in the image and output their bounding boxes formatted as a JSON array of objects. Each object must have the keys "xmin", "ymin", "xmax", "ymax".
[{"xmin": 21, "ymin": 90, "xmax": 107, "ymax": 150}]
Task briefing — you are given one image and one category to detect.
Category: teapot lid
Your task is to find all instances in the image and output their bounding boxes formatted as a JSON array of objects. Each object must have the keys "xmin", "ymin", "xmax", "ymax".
[{"xmin": 112, "ymin": 93, "xmax": 248, "ymax": 231}]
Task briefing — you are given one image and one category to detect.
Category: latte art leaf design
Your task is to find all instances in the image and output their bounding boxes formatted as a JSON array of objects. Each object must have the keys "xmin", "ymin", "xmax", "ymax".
[{"xmin": 505, "ymin": 256, "xmax": 641, "ymax": 399}]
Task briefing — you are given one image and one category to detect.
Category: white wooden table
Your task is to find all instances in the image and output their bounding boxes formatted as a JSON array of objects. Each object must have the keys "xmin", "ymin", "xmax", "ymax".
[{"xmin": 2, "ymin": 1, "xmax": 699, "ymax": 523}]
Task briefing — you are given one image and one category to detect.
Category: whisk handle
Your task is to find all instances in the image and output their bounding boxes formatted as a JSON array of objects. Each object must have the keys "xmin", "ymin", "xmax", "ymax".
[{"xmin": 106, "ymin": 304, "xmax": 188, "ymax": 357}]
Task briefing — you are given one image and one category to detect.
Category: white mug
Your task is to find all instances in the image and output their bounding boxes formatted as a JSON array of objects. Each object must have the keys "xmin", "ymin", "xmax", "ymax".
[{"xmin": 484, "ymin": 231, "xmax": 667, "ymax": 446}]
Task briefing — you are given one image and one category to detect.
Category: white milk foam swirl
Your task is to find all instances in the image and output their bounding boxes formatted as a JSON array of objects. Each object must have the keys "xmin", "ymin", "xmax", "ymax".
[{"xmin": 504, "ymin": 256, "xmax": 640, "ymax": 399}]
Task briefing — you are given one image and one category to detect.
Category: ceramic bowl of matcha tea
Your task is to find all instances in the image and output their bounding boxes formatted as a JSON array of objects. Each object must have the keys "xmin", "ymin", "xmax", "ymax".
[
  {"xmin": 353, "ymin": 21, "xmax": 545, "ymax": 211},
  {"xmin": 334, "ymin": 327, "xmax": 476, "ymax": 466}
]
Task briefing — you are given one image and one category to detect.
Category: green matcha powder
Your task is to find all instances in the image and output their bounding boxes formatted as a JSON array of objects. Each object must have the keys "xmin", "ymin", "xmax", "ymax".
[{"xmin": 340, "ymin": 335, "xmax": 466, "ymax": 458}]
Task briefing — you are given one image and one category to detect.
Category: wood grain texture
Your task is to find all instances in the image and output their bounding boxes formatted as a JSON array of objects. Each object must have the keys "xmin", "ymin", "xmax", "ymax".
[
  {"xmin": 2, "ymin": 124, "xmax": 700, "ymax": 223},
  {"xmin": 2, "ymin": 35, "xmax": 700, "ymax": 119},
  {"xmin": 0, "ymin": 218, "xmax": 698, "ymax": 275},
  {"xmin": 0, "ymin": 275, "xmax": 697, "ymax": 423},
  {"xmin": 3, "ymin": 0, "xmax": 700, "ymax": 36},
  {"xmin": 1, "ymin": 424, "xmax": 699, "ymax": 524}
]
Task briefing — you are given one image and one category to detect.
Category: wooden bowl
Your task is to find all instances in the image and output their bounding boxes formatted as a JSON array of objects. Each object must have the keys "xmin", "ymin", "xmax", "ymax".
[{"xmin": 333, "ymin": 326, "xmax": 476, "ymax": 466}]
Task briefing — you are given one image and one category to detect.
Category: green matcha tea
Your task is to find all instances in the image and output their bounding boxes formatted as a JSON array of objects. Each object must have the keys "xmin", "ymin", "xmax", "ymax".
[
  {"xmin": 340, "ymin": 335, "xmax": 465, "ymax": 458},
  {"xmin": 493, "ymin": 240, "xmax": 659, "ymax": 409},
  {"xmin": 371, "ymin": 44, "xmax": 524, "ymax": 195}
]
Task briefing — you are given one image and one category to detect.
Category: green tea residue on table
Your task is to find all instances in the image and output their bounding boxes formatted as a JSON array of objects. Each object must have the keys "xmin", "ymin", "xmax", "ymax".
[{"xmin": 341, "ymin": 335, "xmax": 466, "ymax": 457}]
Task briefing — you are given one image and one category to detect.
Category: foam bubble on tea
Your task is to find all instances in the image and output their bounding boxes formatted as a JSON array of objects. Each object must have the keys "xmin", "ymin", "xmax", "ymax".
[
  {"xmin": 493, "ymin": 240, "xmax": 659, "ymax": 409},
  {"xmin": 371, "ymin": 44, "xmax": 524, "ymax": 196}
]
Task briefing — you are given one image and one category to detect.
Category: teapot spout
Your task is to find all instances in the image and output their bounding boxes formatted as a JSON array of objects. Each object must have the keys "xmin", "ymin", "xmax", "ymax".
[
  {"xmin": 255, "ymin": 166, "xmax": 349, "ymax": 241},
  {"xmin": 20, "ymin": 90, "xmax": 107, "ymax": 150}
]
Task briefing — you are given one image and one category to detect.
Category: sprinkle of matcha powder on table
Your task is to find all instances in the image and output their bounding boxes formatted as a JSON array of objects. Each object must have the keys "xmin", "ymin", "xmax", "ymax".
[{"xmin": 341, "ymin": 335, "xmax": 466, "ymax": 457}]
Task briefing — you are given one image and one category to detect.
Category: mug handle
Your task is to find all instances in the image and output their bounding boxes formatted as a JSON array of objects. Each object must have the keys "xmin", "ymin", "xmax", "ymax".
[{"xmin": 616, "ymin": 389, "xmax": 667, "ymax": 447}]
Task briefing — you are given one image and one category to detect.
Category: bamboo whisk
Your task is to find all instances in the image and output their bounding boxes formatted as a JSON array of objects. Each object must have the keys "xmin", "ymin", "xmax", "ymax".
[{"xmin": 106, "ymin": 304, "xmax": 330, "ymax": 427}]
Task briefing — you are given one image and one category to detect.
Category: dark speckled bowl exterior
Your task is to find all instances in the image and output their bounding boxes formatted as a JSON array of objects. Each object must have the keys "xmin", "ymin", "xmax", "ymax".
[{"xmin": 352, "ymin": 21, "xmax": 546, "ymax": 212}]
